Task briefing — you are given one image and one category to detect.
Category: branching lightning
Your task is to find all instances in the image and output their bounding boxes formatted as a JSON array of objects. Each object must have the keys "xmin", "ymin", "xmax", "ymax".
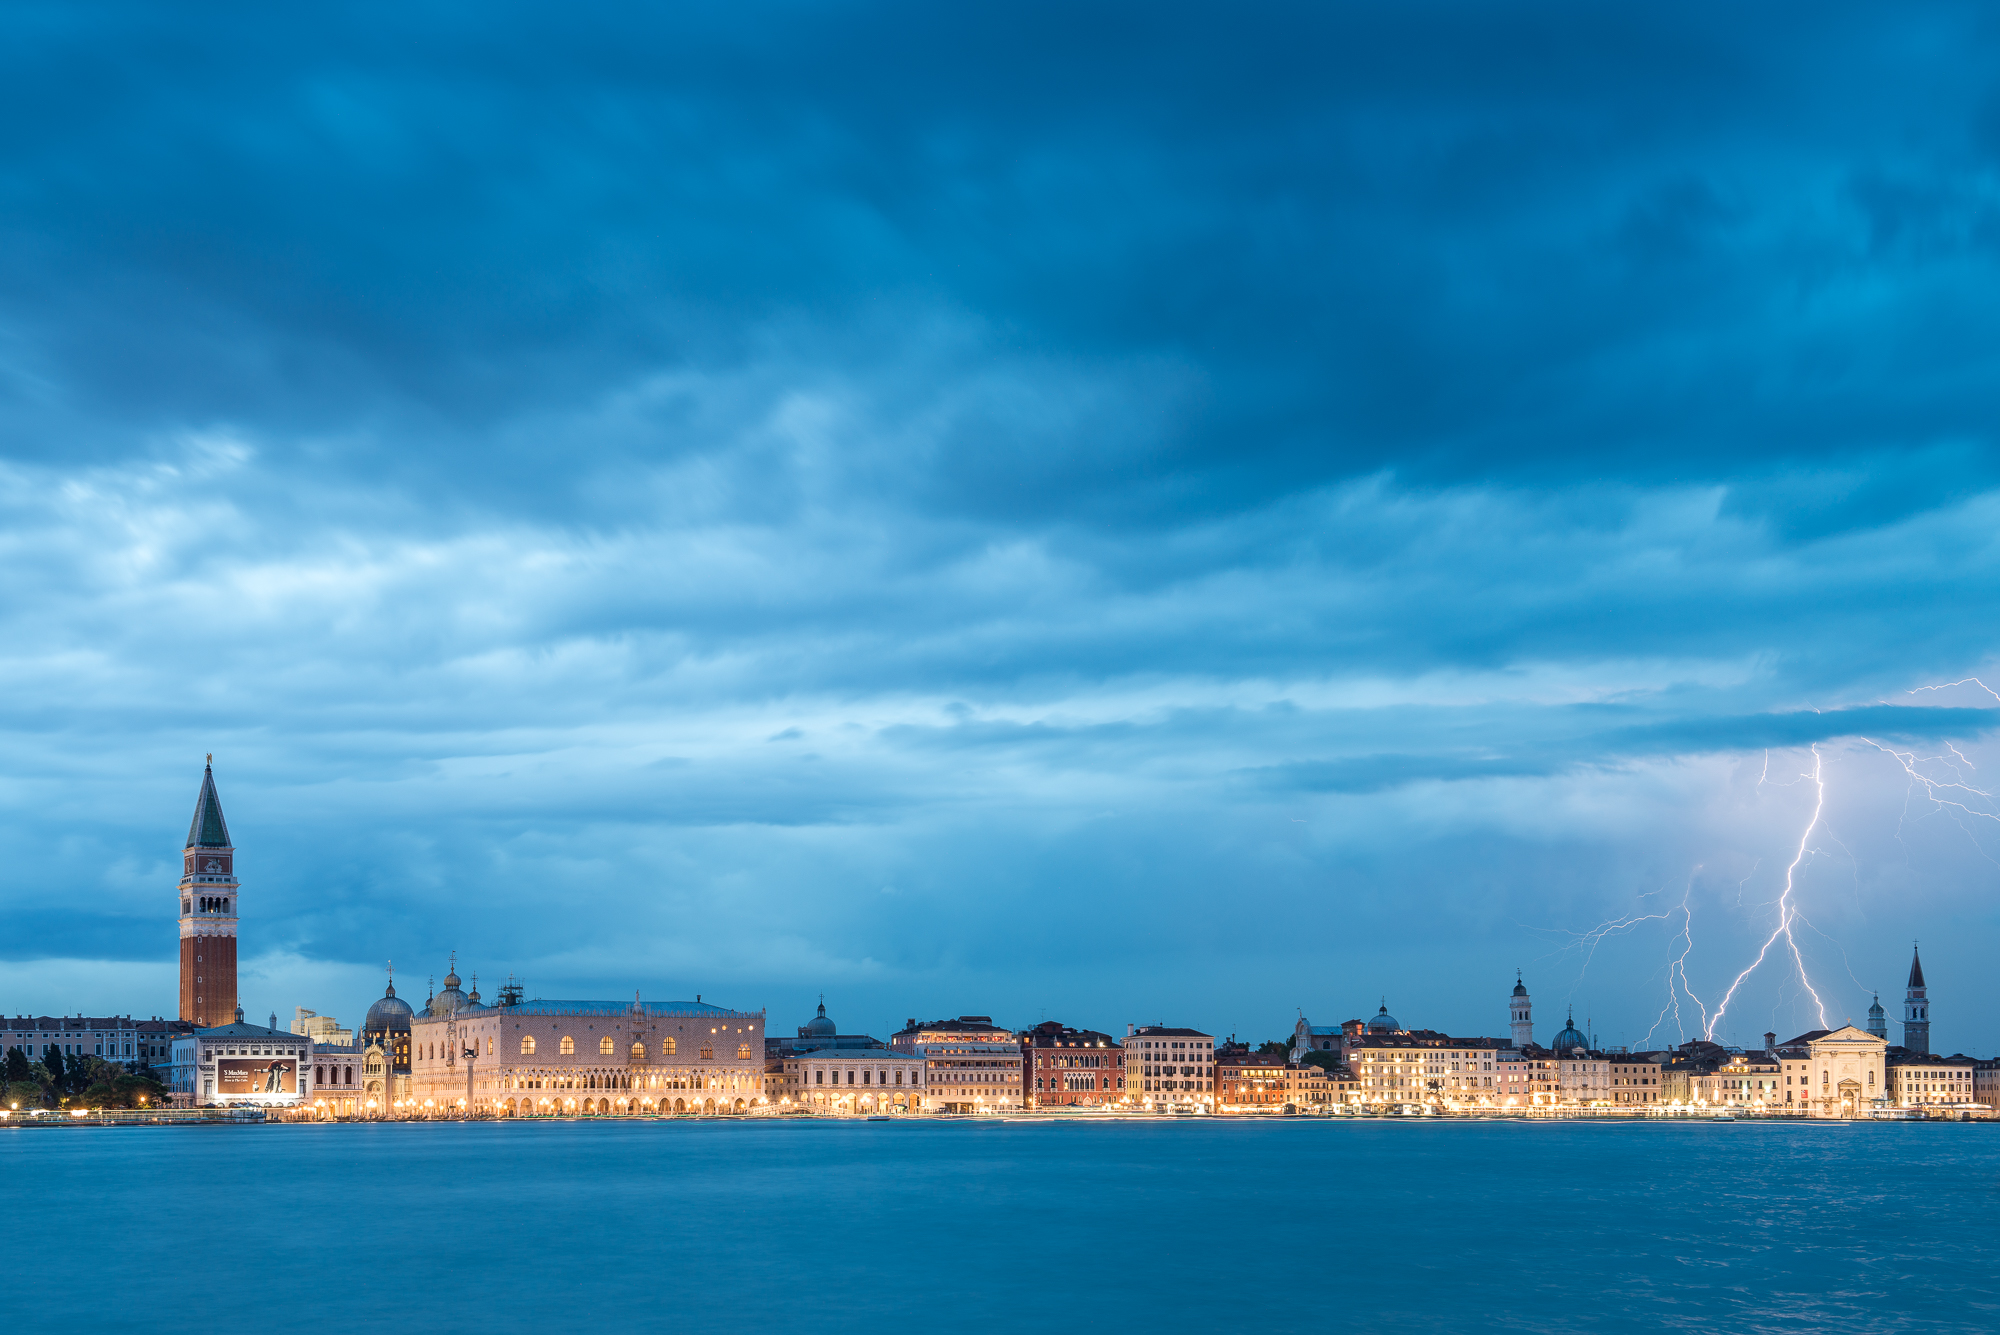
[
  {"xmin": 1857, "ymin": 729, "xmax": 2000, "ymax": 864},
  {"xmin": 1565, "ymin": 676, "xmax": 1994, "ymax": 1047},
  {"xmin": 1640, "ymin": 874, "xmax": 1708, "ymax": 1048},
  {"xmin": 1706, "ymin": 745, "xmax": 1829, "ymax": 1039}
]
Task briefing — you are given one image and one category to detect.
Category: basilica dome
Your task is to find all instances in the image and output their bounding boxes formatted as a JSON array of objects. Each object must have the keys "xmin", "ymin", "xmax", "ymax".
[
  {"xmin": 1365, "ymin": 1004, "xmax": 1399, "ymax": 1034},
  {"xmin": 364, "ymin": 982, "xmax": 414, "ymax": 1034},
  {"xmin": 1552, "ymin": 1011, "xmax": 1589, "ymax": 1053},
  {"xmin": 802, "ymin": 1002, "xmax": 837, "ymax": 1038},
  {"xmin": 428, "ymin": 968, "xmax": 472, "ymax": 1017}
]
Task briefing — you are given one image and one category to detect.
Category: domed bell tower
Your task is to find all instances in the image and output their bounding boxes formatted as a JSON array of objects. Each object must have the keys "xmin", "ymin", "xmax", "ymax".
[
  {"xmin": 1509, "ymin": 973, "xmax": 1533, "ymax": 1049},
  {"xmin": 178, "ymin": 757, "xmax": 239, "ymax": 1027}
]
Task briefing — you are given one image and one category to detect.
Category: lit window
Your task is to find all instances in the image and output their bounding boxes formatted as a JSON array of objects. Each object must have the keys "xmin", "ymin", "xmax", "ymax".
[
  {"xmin": 600, "ymin": 1036, "xmax": 615, "ymax": 1056},
  {"xmin": 737, "ymin": 1044, "xmax": 752, "ymax": 1060},
  {"xmin": 631, "ymin": 1041, "xmax": 646, "ymax": 1060},
  {"xmin": 521, "ymin": 1035, "xmax": 536, "ymax": 1055},
  {"xmin": 701, "ymin": 1044, "xmax": 715, "ymax": 1060},
  {"xmin": 487, "ymin": 1037, "xmax": 494, "ymax": 1055},
  {"xmin": 663, "ymin": 1037, "xmax": 677, "ymax": 1056},
  {"xmin": 560, "ymin": 1036, "xmax": 576, "ymax": 1056}
]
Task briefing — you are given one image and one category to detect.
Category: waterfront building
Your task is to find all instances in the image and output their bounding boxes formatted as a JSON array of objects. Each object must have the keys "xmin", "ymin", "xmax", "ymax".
[
  {"xmin": 1123, "ymin": 1025, "xmax": 1215, "ymax": 1111},
  {"xmin": 1776, "ymin": 1026, "xmax": 1888, "ymax": 1118},
  {"xmin": 1902, "ymin": 945, "xmax": 1930, "ymax": 1055},
  {"xmin": 1215, "ymin": 1050, "xmax": 1346, "ymax": 1112},
  {"xmin": 1884, "ymin": 1051, "xmax": 1975, "ymax": 1111},
  {"xmin": 765, "ymin": 1000, "xmax": 889, "ymax": 1097},
  {"xmin": 177, "ymin": 758, "xmax": 240, "ymax": 1028},
  {"xmin": 1687, "ymin": 1050, "xmax": 1782, "ymax": 1111},
  {"xmin": 1510, "ymin": 973, "xmax": 1533, "ymax": 1048},
  {"xmin": 1974, "ymin": 1059, "xmax": 2000, "ymax": 1113},
  {"xmin": 1349, "ymin": 1032, "xmax": 1501, "ymax": 1108},
  {"xmin": 408, "ymin": 971, "xmax": 766, "ymax": 1116},
  {"xmin": 168, "ymin": 1005, "xmax": 315, "ymax": 1107},
  {"xmin": 893, "ymin": 1016, "xmax": 1024, "ymax": 1112},
  {"xmin": 308, "ymin": 1042, "xmax": 366, "ymax": 1118},
  {"xmin": 1495, "ymin": 1047, "xmax": 1557, "ymax": 1107},
  {"xmin": 777, "ymin": 1047, "xmax": 927, "ymax": 1113},
  {"xmin": 1022, "ymin": 1021, "xmax": 1125, "ymax": 1109},
  {"xmin": 1606, "ymin": 1054, "xmax": 1666, "ymax": 1105},
  {"xmin": 1555, "ymin": 1050, "xmax": 1611, "ymax": 1104},
  {"xmin": 1, "ymin": 1015, "xmax": 186, "ymax": 1069}
]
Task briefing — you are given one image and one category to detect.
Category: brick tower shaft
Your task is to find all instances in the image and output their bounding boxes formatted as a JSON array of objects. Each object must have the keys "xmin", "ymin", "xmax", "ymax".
[{"xmin": 178, "ymin": 757, "xmax": 239, "ymax": 1026}]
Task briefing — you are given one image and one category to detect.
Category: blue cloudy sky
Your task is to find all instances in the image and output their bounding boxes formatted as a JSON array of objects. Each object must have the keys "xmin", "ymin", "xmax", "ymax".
[{"xmin": 4, "ymin": 1, "xmax": 1998, "ymax": 1050}]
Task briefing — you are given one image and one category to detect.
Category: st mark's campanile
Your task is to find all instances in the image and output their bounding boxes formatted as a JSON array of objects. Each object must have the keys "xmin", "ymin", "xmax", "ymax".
[{"xmin": 178, "ymin": 757, "xmax": 239, "ymax": 1026}]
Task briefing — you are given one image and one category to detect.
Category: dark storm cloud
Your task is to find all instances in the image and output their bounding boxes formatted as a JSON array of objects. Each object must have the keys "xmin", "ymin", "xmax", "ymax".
[
  {"xmin": 4, "ymin": 2, "xmax": 1999, "ymax": 519},
  {"xmin": 1, "ymin": 2, "xmax": 1998, "ymax": 1041}
]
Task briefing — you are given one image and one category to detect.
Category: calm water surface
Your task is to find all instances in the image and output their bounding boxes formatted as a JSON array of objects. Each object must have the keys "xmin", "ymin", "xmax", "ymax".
[{"xmin": 7, "ymin": 1117, "xmax": 1997, "ymax": 1331}]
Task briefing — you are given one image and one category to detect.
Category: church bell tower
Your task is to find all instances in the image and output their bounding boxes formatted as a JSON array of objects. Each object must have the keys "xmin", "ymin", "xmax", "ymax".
[
  {"xmin": 178, "ymin": 757, "xmax": 239, "ymax": 1027},
  {"xmin": 1509, "ymin": 972, "xmax": 1533, "ymax": 1048},
  {"xmin": 1902, "ymin": 943, "xmax": 1929, "ymax": 1056}
]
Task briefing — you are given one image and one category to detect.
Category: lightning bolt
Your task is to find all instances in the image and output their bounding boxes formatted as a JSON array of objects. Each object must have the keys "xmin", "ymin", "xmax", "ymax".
[
  {"xmin": 1857, "ymin": 734, "xmax": 2000, "ymax": 858},
  {"xmin": 1641, "ymin": 872, "xmax": 1709, "ymax": 1047},
  {"xmin": 1909, "ymin": 677, "xmax": 2000, "ymax": 705},
  {"xmin": 1707, "ymin": 745, "xmax": 1829, "ymax": 1039}
]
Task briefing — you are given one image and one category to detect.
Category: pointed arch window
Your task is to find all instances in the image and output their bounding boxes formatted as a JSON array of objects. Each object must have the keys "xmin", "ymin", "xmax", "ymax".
[
  {"xmin": 560, "ymin": 1036, "xmax": 576, "ymax": 1055},
  {"xmin": 662, "ymin": 1037, "xmax": 677, "ymax": 1056},
  {"xmin": 737, "ymin": 1044, "xmax": 752, "ymax": 1060},
  {"xmin": 521, "ymin": 1035, "xmax": 536, "ymax": 1055},
  {"xmin": 631, "ymin": 1041, "xmax": 646, "ymax": 1060},
  {"xmin": 600, "ymin": 1036, "xmax": 615, "ymax": 1056}
]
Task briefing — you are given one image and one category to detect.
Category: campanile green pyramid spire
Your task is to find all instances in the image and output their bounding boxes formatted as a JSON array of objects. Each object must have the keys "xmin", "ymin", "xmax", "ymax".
[{"xmin": 186, "ymin": 754, "xmax": 232, "ymax": 849}]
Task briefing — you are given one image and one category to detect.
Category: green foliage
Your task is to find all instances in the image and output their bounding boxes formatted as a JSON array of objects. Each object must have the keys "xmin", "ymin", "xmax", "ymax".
[
  {"xmin": 1300, "ymin": 1049, "xmax": 1341, "ymax": 1071},
  {"xmin": 4, "ymin": 1080, "xmax": 48, "ymax": 1110},
  {"xmin": 3, "ymin": 1046, "xmax": 28, "ymax": 1083},
  {"xmin": 1257, "ymin": 1041, "xmax": 1291, "ymax": 1057},
  {"xmin": 43, "ymin": 1045, "xmax": 65, "ymax": 1089},
  {"xmin": 58, "ymin": 1058, "xmax": 163, "ymax": 1109}
]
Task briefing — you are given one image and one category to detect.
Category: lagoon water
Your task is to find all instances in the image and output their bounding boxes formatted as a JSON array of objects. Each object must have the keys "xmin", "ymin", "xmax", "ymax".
[{"xmin": 9, "ymin": 1116, "xmax": 1999, "ymax": 1331}]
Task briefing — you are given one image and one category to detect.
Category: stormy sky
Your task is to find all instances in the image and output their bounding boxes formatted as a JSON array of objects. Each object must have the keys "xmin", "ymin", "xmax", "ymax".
[{"xmin": 4, "ymin": 1, "xmax": 1998, "ymax": 1050}]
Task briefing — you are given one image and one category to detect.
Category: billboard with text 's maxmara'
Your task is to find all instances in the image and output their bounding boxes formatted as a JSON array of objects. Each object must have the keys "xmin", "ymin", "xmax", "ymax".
[{"xmin": 217, "ymin": 1059, "xmax": 296, "ymax": 1096}]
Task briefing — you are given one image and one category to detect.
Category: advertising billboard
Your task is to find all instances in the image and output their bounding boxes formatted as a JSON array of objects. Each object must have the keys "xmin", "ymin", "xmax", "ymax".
[{"xmin": 217, "ymin": 1058, "xmax": 297, "ymax": 1097}]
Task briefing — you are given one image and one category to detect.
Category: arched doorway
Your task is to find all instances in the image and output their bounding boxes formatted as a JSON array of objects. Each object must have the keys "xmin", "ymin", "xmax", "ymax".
[
  {"xmin": 599, "ymin": 1098, "xmax": 611, "ymax": 1114},
  {"xmin": 734, "ymin": 1098, "xmax": 746, "ymax": 1112},
  {"xmin": 504, "ymin": 1099, "xmax": 517, "ymax": 1115},
  {"xmin": 1838, "ymin": 1081, "xmax": 1860, "ymax": 1118},
  {"xmin": 703, "ymin": 1098, "xmax": 716, "ymax": 1115}
]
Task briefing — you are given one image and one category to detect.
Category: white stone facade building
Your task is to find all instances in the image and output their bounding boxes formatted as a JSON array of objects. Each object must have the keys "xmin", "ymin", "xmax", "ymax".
[
  {"xmin": 169, "ymin": 1009, "xmax": 315, "ymax": 1108},
  {"xmin": 1779, "ymin": 1025, "xmax": 1887, "ymax": 1118},
  {"xmin": 409, "ymin": 990, "xmax": 767, "ymax": 1116},
  {"xmin": 1886, "ymin": 1053, "xmax": 1976, "ymax": 1111},
  {"xmin": 777, "ymin": 1047, "xmax": 927, "ymax": 1113},
  {"xmin": 1124, "ymin": 1025, "xmax": 1214, "ymax": 1111}
]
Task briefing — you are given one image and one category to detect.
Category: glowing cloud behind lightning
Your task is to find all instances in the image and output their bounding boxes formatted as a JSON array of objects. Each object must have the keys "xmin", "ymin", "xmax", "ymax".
[{"xmin": 1707, "ymin": 745, "xmax": 1830, "ymax": 1039}]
